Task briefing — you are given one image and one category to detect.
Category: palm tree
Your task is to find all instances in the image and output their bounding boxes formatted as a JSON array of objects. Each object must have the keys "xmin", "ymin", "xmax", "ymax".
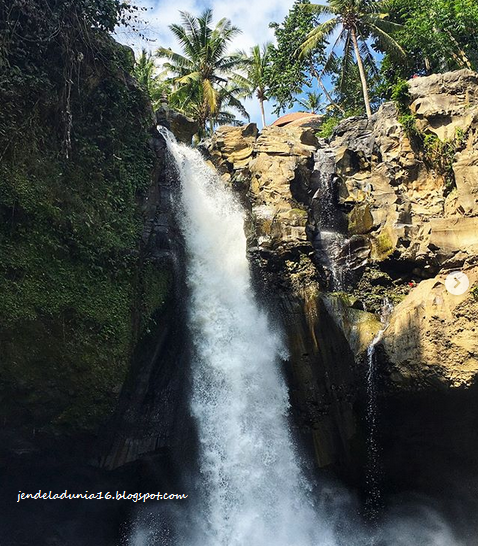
[
  {"xmin": 156, "ymin": 9, "xmax": 248, "ymax": 135},
  {"xmin": 238, "ymin": 44, "xmax": 271, "ymax": 128},
  {"xmin": 133, "ymin": 49, "xmax": 168, "ymax": 110},
  {"xmin": 298, "ymin": 91, "xmax": 323, "ymax": 113},
  {"xmin": 300, "ymin": 0, "xmax": 405, "ymax": 118}
]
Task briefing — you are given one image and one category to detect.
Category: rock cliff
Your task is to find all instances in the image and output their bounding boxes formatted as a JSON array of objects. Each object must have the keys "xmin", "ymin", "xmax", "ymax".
[{"xmin": 204, "ymin": 70, "xmax": 478, "ymax": 496}]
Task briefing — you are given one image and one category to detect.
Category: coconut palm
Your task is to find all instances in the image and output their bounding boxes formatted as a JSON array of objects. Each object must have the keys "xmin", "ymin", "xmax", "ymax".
[
  {"xmin": 237, "ymin": 44, "xmax": 271, "ymax": 128},
  {"xmin": 300, "ymin": 0, "xmax": 405, "ymax": 118},
  {"xmin": 298, "ymin": 91, "xmax": 323, "ymax": 113},
  {"xmin": 156, "ymin": 9, "xmax": 248, "ymax": 135},
  {"xmin": 133, "ymin": 49, "xmax": 169, "ymax": 110}
]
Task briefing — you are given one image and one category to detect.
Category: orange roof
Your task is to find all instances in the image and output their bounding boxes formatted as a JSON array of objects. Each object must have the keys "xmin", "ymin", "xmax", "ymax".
[{"xmin": 272, "ymin": 112, "xmax": 319, "ymax": 127}]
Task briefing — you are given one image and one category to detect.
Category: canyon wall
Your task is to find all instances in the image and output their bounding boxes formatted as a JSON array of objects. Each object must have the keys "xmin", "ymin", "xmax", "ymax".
[{"xmin": 203, "ymin": 70, "xmax": 478, "ymax": 498}]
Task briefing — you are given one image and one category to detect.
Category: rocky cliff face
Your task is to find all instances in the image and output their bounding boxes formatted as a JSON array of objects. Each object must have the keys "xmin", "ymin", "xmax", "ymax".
[
  {"xmin": 0, "ymin": 11, "xmax": 191, "ymax": 541},
  {"xmin": 204, "ymin": 69, "xmax": 478, "ymax": 496}
]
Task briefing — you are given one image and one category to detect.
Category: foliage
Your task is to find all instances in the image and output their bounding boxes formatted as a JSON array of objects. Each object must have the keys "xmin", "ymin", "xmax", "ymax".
[
  {"xmin": 391, "ymin": 79, "xmax": 411, "ymax": 113},
  {"xmin": 156, "ymin": 9, "xmax": 249, "ymax": 136},
  {"xmin": 398, "ymin": 114, "xmax": 419, "ymax": 138},
  {"xmin": 316, "ymin": 114, "xmax": 344, "ymax": 138},
  {"xmin": 298, "ymin": 91, "xmax": 323, "ymax": 113},
  {"xmin": 316, "ymin": 108, "xmax": 365, "ymax": 138},
  {"xmin": 395, "ymin": 90, "xmax": 466, "ymax": 194},
  {"xmin": 133, "ymin": 49, "xmax": 170, "ymax": 110},
  {"xmin": 330, "ymin": 55, "xmax": 382, "ymax": 115},
  {"xmin": 380, "ymin": 0, "xmax": 478, "ymax": 89},
  {"xmin": 0, "ymin": 0, "xmax": 167, "ymax": 431},
  {"xmin": 237, "ymin": 44, "xmax": 271, "ymax": 127},
  {"xmin": 394, "ymin": 81, "xmax": 418, "ymax": 139},
  {"xmin": 422, "ymin": 131, "xmax": 466, "ymax": 193},
  {"xmin": 300, "ymin": 0, "xmax": 405, "ymax": 117},
  {"xmin": 266, "ymin": 0, "xmax": 325, "ymax": 115},
  {"xmin": 471, "ymin": 286, "xmax": 478, "ymax": 302}
]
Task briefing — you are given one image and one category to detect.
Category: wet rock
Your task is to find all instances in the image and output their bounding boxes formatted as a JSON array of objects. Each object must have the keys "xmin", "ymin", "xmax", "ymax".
[{"xmin": 156, "ymin": 105, "xmax": 199, "ymax": 143}]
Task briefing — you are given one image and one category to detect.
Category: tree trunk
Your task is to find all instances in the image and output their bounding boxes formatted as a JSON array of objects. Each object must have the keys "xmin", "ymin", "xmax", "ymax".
[
  {"xmin": 259, "ymin": 97, "xmax": 266, "ymax": 128},
  {"xmin": 310, "ymin": 64, "xmax": 345, "ymax": 115},
  {"xmin": 351, "ymin": 27, "xmax": 372, "ymax": 118}
]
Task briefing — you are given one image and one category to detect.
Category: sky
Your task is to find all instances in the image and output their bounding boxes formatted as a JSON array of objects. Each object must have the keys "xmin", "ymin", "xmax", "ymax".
[{"xmin": 116, "ymin": 0, "xmax": 298, "ymax": 126}]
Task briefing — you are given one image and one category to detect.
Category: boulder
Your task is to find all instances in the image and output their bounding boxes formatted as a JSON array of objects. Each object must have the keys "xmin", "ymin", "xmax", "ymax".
[
  {"xmin": 381, "ymin": 265, "xmax": 478, "ymax": 389},
  {"xmin": 156, "ymin": 105, "xmax": 199, "ymax": 143}
]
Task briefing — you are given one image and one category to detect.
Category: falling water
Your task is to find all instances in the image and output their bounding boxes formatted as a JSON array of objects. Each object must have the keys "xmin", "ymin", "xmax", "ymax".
[
  {"xmin": 127, "ymin": 129, "xmax": 467, "ymax": 546},
  {"xmin": 161, "ymin": 130, "xmax": 336, "ymax": 546},
  {"xmin": 312, "ymin": 148, "xmax": 346, "ymax": 290},
  {"xmin": 365, "ymin": 298, "xmax": 394, "ymax": 523}
]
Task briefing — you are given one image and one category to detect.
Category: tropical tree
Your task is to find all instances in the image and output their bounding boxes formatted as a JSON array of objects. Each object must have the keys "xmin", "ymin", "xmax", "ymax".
[
  {"xmin": 133, "ymin": 49, "xmax": 168, "ymax": 110},
  {"xmin": 380, "ymin": 0, "xmax": 478, "ymax": 89},
  {"xmin": 237, "ymin": 44, "xmax": 271, "ymax": 128},
  {"xmin": 300, "ymin": 0, "xmax": 405, "ymax": 118},
  {"xmin": 265, "ymin": 0, "xmax": 329, "ymax": 115},
  {"xmin": 156, "ymin": 9, "xmax": 249, "ymax": 135},
  {"xmin": 298, "ymin": 91, "xmax": 323, "ymax": 113}
]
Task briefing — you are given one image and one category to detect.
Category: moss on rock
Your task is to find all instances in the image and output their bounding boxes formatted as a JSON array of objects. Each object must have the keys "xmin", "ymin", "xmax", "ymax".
[{"xmin": 0, "ymin": 13, "xmax": 168, "ymax": 433}]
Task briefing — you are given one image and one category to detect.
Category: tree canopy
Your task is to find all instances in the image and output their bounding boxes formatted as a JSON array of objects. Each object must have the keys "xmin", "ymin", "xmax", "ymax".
[
  {"xmin": 380, "ymin": 0, "xmax": 478, "ymax": 90},
  {"xmin": 239, "ymin": 44, "xmax": 271, "ymax": 128},
  {"xmin": 299, "ymin": 0, "xmax": 405, "ymax": 118},
  {"xmin": 265, "ymin": 0, "xmax": 326, "ymax": 116},
  {"xmin": 156, "ymin": 9, "xmax": 249, "ymax": 135}
]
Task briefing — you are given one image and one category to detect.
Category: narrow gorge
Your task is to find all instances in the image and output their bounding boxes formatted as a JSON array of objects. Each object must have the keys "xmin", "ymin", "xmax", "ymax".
[{"xmin": 2, "ymin": 15, "xmax": 478, "ymax": 541}]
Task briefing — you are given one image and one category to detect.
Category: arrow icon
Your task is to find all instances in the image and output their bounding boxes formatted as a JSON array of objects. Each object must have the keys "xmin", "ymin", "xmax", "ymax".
[{"xmin": 445, "ymin": 271, "xmax": 469, "ymax": 295}]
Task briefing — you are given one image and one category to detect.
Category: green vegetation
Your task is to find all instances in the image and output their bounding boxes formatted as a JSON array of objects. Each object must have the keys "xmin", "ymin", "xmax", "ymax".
[
  {"xmin": 239, "ymin": 44, "xmax": 271, "ymax": 128},
  {"xmin": 299, "ymin": 0, "xmax": 405, "ymax": 118},
  {"xmin": 393, "ymin": 80, "xmax": 418, "ymax": 138},
  {"xmin": 381, "ymin": 0, "xmax": 478, "ymax": 90},
  {"xmin": 133, "ymin": 49, "xmax": 170, "ymax": 110},
  {"xmin": 0, "ymin": 0, "xmax": 169, "ymax": 431},
  {"xmin": 471, "ymin": 286, "xmax": 478, "ymax": 302},
  {"xmin": 298, "ymin": 91, "xmax": 324, "ymax": 114},
  {"xmin": 156, "ymin": 9, "xmax": 249, "ymax": 136},
  {"xmin": 392, "ymin": 79, "xmax": 467, "ymax": 192},
  {"xmin": 140, "ymin": 2, "xmax": 478, "ymax": 128},
  {"xmin": 423, "ymin": 131, "xmax": 467, "ymax": 193},
  {"xmin": 398, "ymin": 114, "xmax": 420, "ymax": 138},
  {"xmin": 391, "ymin": 79, "xmax": 411, "ymax": 112},
  {"xmin": 1, "ymin": 0, "xmax": 477, "ymax": 433},
  {"xmin": 266, "ymin": 0, "xmax": 327, "ymax": 115}
]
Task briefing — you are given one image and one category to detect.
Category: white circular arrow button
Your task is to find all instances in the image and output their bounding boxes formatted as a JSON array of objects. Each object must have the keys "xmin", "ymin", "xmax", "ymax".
[{"xmin": 445, "ymin": 271, "xmax": 470, "ymax": 295}]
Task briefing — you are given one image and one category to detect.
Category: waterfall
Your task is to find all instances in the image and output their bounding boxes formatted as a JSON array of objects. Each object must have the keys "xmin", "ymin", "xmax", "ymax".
[
  {"xmin": 365, "ymin": 298, "xmax": 393, "ymax": 522},
  {"xmin": 311, "ymin": 149, "xmax": 371, "ymax": 291},
  {"xmin": 127, "ymin": 130, "xmax": 464, "ymax": 546},
  {"xmin": 312, "ymin": 148, "xmax": 346, "ymax": 290},
  {"xmin": 161, "ymin": 130, "xmax": 336, "ymax": 546}
]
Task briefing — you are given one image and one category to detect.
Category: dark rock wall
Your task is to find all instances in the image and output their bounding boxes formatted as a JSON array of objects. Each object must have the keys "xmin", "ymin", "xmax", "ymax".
[{"xmin": 99, "ymin": 129, "xmax": 192, "ymax": 470}]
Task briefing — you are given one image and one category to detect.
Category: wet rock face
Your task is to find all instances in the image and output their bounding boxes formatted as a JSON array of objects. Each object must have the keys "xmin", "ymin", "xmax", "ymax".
[
  {"xmin": 207, "ymin": 69, "xmax": 478, "ymax": 481},
  {"xmin": 100, "ymin": 128, "xmax": 190, "ymax": 470}
]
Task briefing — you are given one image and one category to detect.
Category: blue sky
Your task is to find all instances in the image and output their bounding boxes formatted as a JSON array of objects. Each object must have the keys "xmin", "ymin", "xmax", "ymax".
[{"xmin": 117, "ymin": 0, "xmax": 298, "ymax": 126}]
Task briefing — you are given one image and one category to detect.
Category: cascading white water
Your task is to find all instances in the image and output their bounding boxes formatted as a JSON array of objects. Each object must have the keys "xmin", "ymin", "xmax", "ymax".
[
  {"xmin": 126, "ymin": 129, "xmax": 467, "ymax": 546},
  {"xmin": 313, "ymin": 149, "xmax": 345, "ymax": 290},
  {"xmin": 365, "ymin": 298, "xmax": 394, "ymax": 522},
  {"xmin": 162, "ymin": 131, "xmax": 337, "ymax": 546}
]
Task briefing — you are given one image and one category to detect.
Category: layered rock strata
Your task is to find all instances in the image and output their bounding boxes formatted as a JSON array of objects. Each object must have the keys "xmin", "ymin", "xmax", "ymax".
[{"xmin": 205, "ymin": 70, "xmax": 478, "ymax": 484}]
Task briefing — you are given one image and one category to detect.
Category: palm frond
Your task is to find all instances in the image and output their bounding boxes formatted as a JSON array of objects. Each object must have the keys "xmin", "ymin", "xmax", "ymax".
[
  {"xmin": 300, "ymin": 17, "xmax": 340, "ymax": 58},
  {"xmin": 367, "ymin": 21, "xmax": 406, "ymax": 58},
  {"xmin": 301, "ymin": 3, "xmax": 333, "ymax": 16}
]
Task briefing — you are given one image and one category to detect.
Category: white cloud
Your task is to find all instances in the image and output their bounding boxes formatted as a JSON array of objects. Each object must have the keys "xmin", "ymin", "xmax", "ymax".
[{"xmin": 116, "ymin": 0, "xmax": 294, "ymax": 125}]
